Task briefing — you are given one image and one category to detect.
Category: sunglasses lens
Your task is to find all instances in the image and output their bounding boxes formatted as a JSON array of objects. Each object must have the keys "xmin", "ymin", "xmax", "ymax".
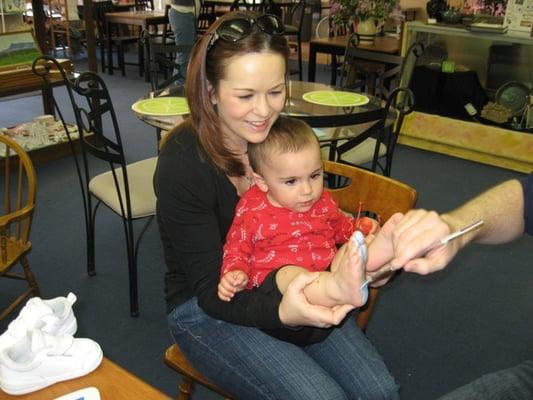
[
  {"xmin": 218, "ymin": 19, "xmax": 254, "ymax": 42},
  {"xmin": 258, "ymin": 15, "xmax": 285, "ymax": 35}
]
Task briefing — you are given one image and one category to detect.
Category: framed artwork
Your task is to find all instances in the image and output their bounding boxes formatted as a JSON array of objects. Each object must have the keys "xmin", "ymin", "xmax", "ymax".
[{"xmin": 0, "ymin": 30, "xmax": 41, "ymax": 71}]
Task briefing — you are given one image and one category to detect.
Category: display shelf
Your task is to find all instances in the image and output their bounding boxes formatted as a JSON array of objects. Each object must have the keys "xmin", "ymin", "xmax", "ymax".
[
  {"xmin": 0, "ymin": 117, "xmax": 94, "ymax": 166},
  {"xmin": 404, "ymin": 21, "xmax": 533, "ymax": 46},
  {"xmin": 403, "ymin": 21, "xmax": 533, "ymax": 94},
  {"xmin": 399, "ymin": 111, "xmax": 533, "ymax": 173}
]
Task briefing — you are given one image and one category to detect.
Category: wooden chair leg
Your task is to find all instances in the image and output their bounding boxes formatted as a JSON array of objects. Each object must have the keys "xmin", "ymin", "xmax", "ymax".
[
  {"xmin": 21, "ymin": 256, "xmax": 40, "ymax": 297},
  {"xmin": 177, "ymin": 376, "xmax": 194, "ymax": 400}
]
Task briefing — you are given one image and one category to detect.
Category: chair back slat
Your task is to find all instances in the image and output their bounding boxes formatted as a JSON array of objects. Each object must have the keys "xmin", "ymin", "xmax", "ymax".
[{"xmin": 0, "ymin": 135, "xmax": 37, "ymax": 259}]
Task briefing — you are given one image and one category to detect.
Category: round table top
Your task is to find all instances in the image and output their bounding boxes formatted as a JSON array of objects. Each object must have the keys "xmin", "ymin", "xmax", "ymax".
[{"xmin": 132, "ymin": 80, "xmax": 394, "ymax": 139}]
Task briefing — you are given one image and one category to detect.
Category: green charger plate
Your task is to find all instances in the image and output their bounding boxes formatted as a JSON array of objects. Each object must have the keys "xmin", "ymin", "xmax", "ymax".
[
  {"xmin": 302, "ymin": 91, "xmax": 369, "ymax": 107},
  {"xmin": 131, "ymin": 97, "xmax": 189, "ymax": 116}
]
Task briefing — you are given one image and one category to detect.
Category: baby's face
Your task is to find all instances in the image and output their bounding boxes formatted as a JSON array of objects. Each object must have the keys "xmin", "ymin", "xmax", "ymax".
[{"xmin": 260, "ymin": 144, "xmax": 323, "ymax": 213}]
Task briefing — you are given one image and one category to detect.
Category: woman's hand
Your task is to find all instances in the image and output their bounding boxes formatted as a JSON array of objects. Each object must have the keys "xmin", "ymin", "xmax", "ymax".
[
  {"xmin": 389, "ymin": 209, "xmax": 459, "ymax": 275},
  {"xmin": 278, "ymin": 272, "xmax": 354, "ymax": 328}
]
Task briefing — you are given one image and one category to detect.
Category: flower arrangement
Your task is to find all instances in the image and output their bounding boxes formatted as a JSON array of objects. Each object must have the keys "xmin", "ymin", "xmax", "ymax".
[{"xmin": 329, "ymin": 0, "xmax": 403, "ymax": 25}]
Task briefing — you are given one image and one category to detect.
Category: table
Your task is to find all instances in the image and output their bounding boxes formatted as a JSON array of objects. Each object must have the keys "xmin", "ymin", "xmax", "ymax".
[
  {"xmin": 0, "ymin": 357, "xmax": 171, "ymax": 400},
  {"xmin": 105, "ymin": 10, "xmax": 168, "ymax": 80},
  {"xmin": 308, "ymin": 35, "xmax": 400, "ymax": 85},
  {"xmin": 133, "ymin": 80, "xmax": 395, "ymax": 159},
  {"xmin": 0, "ymin": 59, "xmax": 72, "ymax": 115}
]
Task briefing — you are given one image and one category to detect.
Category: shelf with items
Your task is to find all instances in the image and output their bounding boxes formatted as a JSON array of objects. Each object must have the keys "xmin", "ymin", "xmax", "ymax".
[
  {"xmin": 403, "ymin": 21, "xmax": 532, "ymax": 93},
  {"xmin": 0, "ymin": 0, "xmax": 28, "ymax": 32},
  {"xmin": 399, "ymin": 21, "xmax": 533, "ymax": 172},
  {"xmin": 402, "ymin": 21, "xmax": 532, "ymax": 130},
  {"xmin": 0, "ymin": 114, "xmax": 95, "ymax": 166}
]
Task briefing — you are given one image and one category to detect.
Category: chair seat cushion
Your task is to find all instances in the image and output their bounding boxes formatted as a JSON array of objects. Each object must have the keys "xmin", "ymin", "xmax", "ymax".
[{"xmin": 89, "ymin": 157, "xmax": 157, "ymax": 219}]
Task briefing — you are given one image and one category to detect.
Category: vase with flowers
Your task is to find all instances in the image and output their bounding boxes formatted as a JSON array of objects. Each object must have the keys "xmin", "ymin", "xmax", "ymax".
[{"xmin": 329, "ymin": 0, "xmax": 403, "ymax": 45}]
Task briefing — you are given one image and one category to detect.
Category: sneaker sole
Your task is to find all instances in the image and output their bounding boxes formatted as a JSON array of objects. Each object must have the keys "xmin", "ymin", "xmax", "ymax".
[{"xmin": 0, "ymin": 348, "xmax": 103, "ymax": 395}]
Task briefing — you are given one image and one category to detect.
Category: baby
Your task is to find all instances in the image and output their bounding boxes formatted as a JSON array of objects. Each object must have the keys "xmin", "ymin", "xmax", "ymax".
[{"xmin": 219, "ymin": 116, "xmax": 397, "ymax": 311}]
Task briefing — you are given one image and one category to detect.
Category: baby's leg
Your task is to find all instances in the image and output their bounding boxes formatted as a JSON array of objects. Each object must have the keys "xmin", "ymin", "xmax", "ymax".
[
  {"xmin": 275, "ymin": 265, "xmax": 309, "ymax": 294},
  {"xmin": 275, "ymin": 232, "xmax": 368, "ymax": 308},
  {"xmin": 304, "ymin": 231, "xmax": 368, "ymax": 307}
]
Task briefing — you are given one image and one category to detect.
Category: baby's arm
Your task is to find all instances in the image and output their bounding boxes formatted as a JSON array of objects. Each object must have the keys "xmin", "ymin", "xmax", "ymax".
[{"xmin": 218, "ymin": 270, "xmax": 249, "ymax": 302}]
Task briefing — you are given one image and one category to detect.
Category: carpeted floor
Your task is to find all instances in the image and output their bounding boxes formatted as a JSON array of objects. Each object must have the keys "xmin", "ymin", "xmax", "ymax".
[{"xmin": 0, "ymin": 54, "xmax": 531, "ymax": 400}]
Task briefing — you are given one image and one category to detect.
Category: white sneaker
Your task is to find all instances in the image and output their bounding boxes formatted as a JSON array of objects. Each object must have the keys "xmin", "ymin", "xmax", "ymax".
[
  {"xmin": 0, "ymin": 329, "xmax": 103, "ymax": 395},
  {"xmin": 0, "ymin": 293, "xmax": 77, "ymax": 351}
]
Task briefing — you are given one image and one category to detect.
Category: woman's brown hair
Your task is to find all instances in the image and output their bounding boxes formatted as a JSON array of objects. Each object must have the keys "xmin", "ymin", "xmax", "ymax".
[{"xmin": 185, "ymin": 11, "xmax": 290, "ymax": 177}]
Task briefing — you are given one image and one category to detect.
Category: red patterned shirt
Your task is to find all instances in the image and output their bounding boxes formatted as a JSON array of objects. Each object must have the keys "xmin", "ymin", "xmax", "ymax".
[{"xmin": 221, "ymin": 185, "xmax": 360, "ymax": 288}]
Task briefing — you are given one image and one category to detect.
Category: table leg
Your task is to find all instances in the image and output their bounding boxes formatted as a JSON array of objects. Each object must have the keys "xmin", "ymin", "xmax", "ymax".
[
  {"xmin": 107, "ymin": 21, "xmax": 114, "ymax": 75},
  {"xmin": 143, "ymin": 23, "xmax": 150, "ymax": 82},
  {"xmin": 41, "ymin": 86, "xmax": 54, "ymax": 115},
  {"xmin": 330, "ymin": 55, "xmax": 338, "ymax": 86},
  {"xmin": 308, "ymin": 43, "xmax": 317, "ymax": 82}
]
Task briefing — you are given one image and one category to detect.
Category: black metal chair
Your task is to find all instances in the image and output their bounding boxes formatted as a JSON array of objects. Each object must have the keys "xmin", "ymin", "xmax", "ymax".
[
  {"xmin": 322, "ymin": 38, "xmax": 422, "ymax": 176},
  {"xmin": 322, "ymin": 87, "xmax": 415, "ymax": 177},
  {"xmin": 280, "ymin": 0, "xmax": 307, "ymax": 81},
  {"xmin": 197, "ymin": 1, "xmax": 217, "ymax": 35},
  {"xmin": 142, "ymin": 30, "xmax": 191, "ymax": 91},
  {"xmin": 142, "ymin": 29, "xmax": 192, "ymax": 144},
  {"xmin": 32, "ymin": 56, "xmax": 157, "ymax": 317},
  {"xmin": 93, "ymin": 0, "xmax": 143, "ymax": 76}
]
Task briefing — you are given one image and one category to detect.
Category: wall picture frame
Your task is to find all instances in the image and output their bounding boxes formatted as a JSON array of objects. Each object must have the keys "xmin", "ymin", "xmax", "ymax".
[{"xmin": 0, "ymin": 29, "xmax": 42, "ymax": 72}]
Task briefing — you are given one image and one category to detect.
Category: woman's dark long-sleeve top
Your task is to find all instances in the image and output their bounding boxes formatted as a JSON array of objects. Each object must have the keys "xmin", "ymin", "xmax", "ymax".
[{"xmin": 154, "ymin": 121, "xmax": 286, "ymax": 328}]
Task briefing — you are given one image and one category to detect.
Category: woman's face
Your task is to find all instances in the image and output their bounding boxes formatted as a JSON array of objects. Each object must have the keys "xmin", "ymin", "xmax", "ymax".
[{"xmin": 211, "ymin": 52, "xmax": 287, "ymax": 152}]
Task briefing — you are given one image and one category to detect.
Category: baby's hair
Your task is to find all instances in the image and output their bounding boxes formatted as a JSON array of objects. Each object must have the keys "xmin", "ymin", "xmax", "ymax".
[{"xmin": 248, "ymin": 116, "xmax": 320, "ymax": 175}]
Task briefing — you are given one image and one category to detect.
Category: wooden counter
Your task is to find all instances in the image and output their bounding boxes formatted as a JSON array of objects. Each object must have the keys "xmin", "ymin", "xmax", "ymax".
[
  {"xmin": 0, "ymin": 357, "xmax": 171, "ymax": 400},
  {"xmin": 399, "ymin": 112, "xmax": 533, "ymax": 173}
]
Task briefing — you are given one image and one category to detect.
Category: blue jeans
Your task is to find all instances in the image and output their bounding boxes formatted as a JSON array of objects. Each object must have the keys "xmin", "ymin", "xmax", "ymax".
[
  {"xmin": 437, "ymin": 360, "xmax": 533, "ymax": 400},
  {"xmin": 168, "ymin": 298, "xmax": 399, "ymax": 399},
  {"xmin": 167, "ymin": 8, "xmax": 196, "ymax": 84}
]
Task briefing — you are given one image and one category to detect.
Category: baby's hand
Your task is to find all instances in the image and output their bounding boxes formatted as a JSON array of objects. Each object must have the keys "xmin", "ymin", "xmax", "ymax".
[{"xmin": 218, "ymin": 270, "xmax": 249, "ymax": 302}]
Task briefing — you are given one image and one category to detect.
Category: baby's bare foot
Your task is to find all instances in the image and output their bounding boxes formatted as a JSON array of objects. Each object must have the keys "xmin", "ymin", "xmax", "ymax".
[{"xmin": 328, "ymin": 231, "xmax": 368, "ymax": 306}]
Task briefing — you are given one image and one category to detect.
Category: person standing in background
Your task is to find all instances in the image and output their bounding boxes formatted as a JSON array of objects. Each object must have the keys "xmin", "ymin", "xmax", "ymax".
[{"xmin": 167, "ymin": 0, "xmax": 199, "ymax": 83}]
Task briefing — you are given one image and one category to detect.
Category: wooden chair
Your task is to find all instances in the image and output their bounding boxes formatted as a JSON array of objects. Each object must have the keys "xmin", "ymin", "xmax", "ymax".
[
  {"xmin": 0, "ymin": 135, "xmax": 39, "ymax": 320},
  {"xmin": 49, "ymin": 0, "xmax": 86, "ymax": 58},
  {"xmin": 164, "ymin": 161, "xmax": 417, "ymax": 399}
]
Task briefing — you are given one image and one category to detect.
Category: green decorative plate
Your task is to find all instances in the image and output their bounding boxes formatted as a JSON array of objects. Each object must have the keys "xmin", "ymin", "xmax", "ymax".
[
  {"xmin": 131, "ymin": 97, "xmax": 189, "ymax": 116},
  {"xmin": 302, "ymin": 91, "xmax": 369, "ymax": 107}
]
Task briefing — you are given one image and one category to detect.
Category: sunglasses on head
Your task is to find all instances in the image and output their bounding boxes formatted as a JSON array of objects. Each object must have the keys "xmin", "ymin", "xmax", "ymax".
[{"xmin": 207, "ymin": 14, "xmax": 285, "ymax": 52}]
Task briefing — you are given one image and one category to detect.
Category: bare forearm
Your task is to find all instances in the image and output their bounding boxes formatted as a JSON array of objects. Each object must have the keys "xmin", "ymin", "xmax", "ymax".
[{"xmin": 442, "ymin": 179, "xmax": 525, "ymax": 248}]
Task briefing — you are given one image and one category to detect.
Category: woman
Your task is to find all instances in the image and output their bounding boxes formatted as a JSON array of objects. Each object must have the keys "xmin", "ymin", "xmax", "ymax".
[{"xmin": 154, "ymin": 11, "xmax": 398, "ymax": 399}]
